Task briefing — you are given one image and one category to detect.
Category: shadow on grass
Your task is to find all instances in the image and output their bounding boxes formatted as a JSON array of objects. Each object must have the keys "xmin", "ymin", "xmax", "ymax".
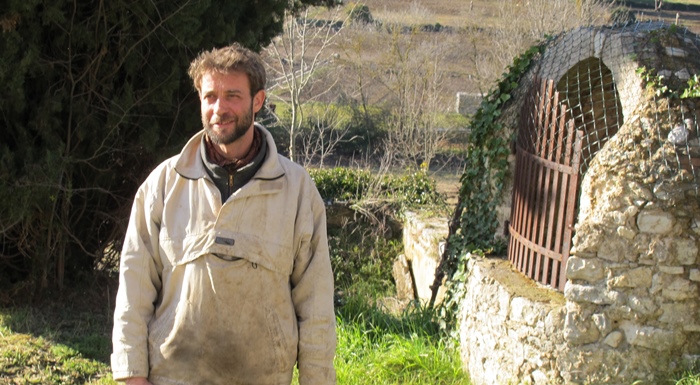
[
  {"xmin": 0, "ymin": 274, "xmax": 117, "ymax": 364},
  {"xmin": 335, "ymin": 294, "xmax": 443, "ymax": 343}
]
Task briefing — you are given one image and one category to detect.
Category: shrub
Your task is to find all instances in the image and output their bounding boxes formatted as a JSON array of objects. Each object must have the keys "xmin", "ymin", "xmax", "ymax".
[
  {"xmin": 309, "ymin": 167, "xmax": 443, "ymax": 208},
  {"xmin": 346, "ymin": 3, "xmax": 374, "ymax": 25}
]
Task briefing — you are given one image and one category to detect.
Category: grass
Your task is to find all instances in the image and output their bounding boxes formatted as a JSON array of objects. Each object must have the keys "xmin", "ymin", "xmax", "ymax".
[
  {"xmin": 0, "ymin": 290, "xmax": 469, "ymax": 385},
  {"xmin": 334, "ymin": 297, "xmax": 469, "ymax": 385},
  {"xmin": 0, "ymin": 307, "xmax": 114, "ymax": 384}
]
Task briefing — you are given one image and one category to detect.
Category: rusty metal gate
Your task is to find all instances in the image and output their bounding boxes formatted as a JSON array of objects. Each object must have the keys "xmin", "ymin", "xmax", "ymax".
[{"xmin": 508, "ymin": 78, "xmax": 583, "ymax": 291}]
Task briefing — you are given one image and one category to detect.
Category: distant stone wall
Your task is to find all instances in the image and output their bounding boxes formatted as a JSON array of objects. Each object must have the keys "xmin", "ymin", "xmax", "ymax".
[{"xmin": 456, "ymin": 92, "xmax": 482, "ymax": 115}]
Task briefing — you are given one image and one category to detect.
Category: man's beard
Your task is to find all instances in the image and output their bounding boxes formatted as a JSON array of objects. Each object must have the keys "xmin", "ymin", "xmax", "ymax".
[{"xmin": 203, "ymin": 106, "xmax": 254, "ymax": 145}]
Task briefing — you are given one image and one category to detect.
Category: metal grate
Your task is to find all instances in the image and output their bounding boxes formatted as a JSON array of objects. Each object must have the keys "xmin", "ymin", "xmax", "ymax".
[
  {"xmin": 507, "ymin": 22, "xmax": 700, "ymax": 289},
  {"xmin": 508, "ymin": 78, "xmax": 582, "ymax": 291}
]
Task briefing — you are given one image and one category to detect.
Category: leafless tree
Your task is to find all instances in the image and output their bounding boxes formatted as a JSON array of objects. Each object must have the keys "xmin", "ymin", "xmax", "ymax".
[
  {"xmin": 299, "ymin": 105, "xmax": 359, "ymax": 168},
  {"xmin": 378, "ymin": 28, "xmax": 454, "ymax": 170},
  {"xmin": 264, "ymin": 5, "xmax": 356, "ymax": 163}
]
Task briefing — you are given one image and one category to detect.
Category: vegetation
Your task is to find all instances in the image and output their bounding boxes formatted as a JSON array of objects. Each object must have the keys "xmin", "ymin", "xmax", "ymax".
[
  {"xmin": 333, "ymin": 298, "xmax": 470, "ymax": 385},
  {"xmin": 310, "ymin": 167, "xmax": 445, "ymax": 208},
  {"xmin": 0, "ymin": 0, "xmax": 336, "ymax": 297}
]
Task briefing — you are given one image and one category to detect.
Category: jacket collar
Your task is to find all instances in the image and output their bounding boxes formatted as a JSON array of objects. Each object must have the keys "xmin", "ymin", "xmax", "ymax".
[{"xmin": 175, "ymin": 123, "xmax": 285, "ymax": 181}]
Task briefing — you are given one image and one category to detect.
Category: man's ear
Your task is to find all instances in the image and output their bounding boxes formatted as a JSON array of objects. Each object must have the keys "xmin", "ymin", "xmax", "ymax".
[{"xmin": 253, "ymin": 90, "xmax": 266, "ymax": 113}]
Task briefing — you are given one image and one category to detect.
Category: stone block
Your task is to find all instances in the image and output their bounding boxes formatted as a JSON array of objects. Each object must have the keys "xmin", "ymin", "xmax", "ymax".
[
  {"xmin": 565, "ymin": 283, "xmax": 620, "ymax": 305},
  {"xmin": 665, "ymin": 47, "xmax": 688, "ymax": 57},
  {"xmin": 567, "ymin": 257, "xmax": 605, "ymax": 282},
  {"xmin": 646, "ymin": 239, "xmax": 670, "ymax": 264},
  {"xmin": 603, "ymin": 331, "xmax": 624, "ymax": 348},
  {"xmin": 672, "ymin": 238, "xmax": 699, "ymax": 265},
  {"xmin": 676, "ymin": 68, "xmax": 691, "ymax": 80},
  {"xmin": 617, "ymin": 225, "xmax": 637, "ymax": 240},
  {"xmin": 659, "ymin": 303, "xmax": 697, "ymax": 325},
  {"xmin": 659, "ymin": 266, "xmax": 684, "ymax": 274},
  {"xmin": 662, "ymin": 278, "xmax": 698, "ymax": 300},
  {"xmin": 637, "ymin": 209, "xmax": 675, "ymax": 234},
  {"xmin": 620, "ymin": 321, "xmax": 679, "ymax": 351},
  {"xmin": 628, "ymin": 295, "xmax": 658, "ymax": 315},
  {"xmin": 607, "ymin": 267, "xmax": 653, "ymax": 288},
  {"xmin": 392, "ymin": 254, "xmax": 414, "ymax": 301},
  {"xmin": 592, "ymin": 313, "xmax": 612, "ymax": 335},
  {"xmin": 598, "ymin": 236, "xmax": 627, "ymax": 262},
  {"xmin": 564, "ymin": 312, "xmax": 600, "ymax": 345},
  {"xmin": 690, "ymin": 269, "xmax": 700, "ymax": 282}
]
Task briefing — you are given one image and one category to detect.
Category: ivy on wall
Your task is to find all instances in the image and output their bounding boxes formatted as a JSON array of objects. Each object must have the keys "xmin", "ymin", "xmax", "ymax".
[{"xmin": 435, "ymin": 42, "xmax": 547, "ymax": 332}]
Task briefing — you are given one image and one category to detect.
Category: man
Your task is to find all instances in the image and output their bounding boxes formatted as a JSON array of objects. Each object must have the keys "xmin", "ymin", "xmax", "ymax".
[{"xmin": 111, "ymin": 43, "xmax": 336, "ymax": 385}]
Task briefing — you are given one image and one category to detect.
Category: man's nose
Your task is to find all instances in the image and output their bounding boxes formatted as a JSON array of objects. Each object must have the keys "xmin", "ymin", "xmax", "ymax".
[
  {"xmin": 213, "ymin": 99, "xmax": 224, "ymax": 114},
  {"xmin": 212, "ymin": 98, "xmax": 228, "ymax": 115}
]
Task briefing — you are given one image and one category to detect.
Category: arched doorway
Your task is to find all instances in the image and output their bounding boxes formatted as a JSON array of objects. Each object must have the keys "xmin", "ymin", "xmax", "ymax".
[
  {"xmin": 507, "ymin": 58, "xmax": 623, "ymax": 290},
  {"xmin": 556, "ymin": 57, "xmax": 624, "ymax": 174}
]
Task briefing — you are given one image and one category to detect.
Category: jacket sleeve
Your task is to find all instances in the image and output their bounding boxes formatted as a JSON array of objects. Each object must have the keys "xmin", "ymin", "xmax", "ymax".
[
  {"xmin": 111, "ymin": 177, "xmax": 164, "ymax": 381},
  {"xmin": 291, "ymin": 176, "xmax": 337, "ymax": 385}
]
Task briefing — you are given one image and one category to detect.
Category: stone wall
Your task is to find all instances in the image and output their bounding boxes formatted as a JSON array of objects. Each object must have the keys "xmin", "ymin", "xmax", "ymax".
[
  {"xmin": 557, "ymin": 99, "xmax": 700, "ymax": 383},
  {"xmin": 458, "ymin": 24, "xmax": 700, "ymax": 385},
  {"xmin": 459, "ymin": 257, "xmax": 567, "ymax": 385},
  {"xmin": 393, "ymin": 211, "xmax": 448, "ymax": 304}
]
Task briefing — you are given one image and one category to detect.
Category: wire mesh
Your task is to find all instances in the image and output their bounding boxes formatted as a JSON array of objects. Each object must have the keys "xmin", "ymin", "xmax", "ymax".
[
  {"xmin": 517, "ymin": 21, "xmax": 700, "ymax": 188},
  {"xmin": 509, "ymin": 21, "xmax": 700, "ymax": 289}
]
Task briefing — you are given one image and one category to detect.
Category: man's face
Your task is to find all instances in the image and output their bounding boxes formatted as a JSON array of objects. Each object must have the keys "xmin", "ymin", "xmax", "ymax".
[{"xmin": 199, "ymin": 71, "xmax": 264, "ymax": 145}]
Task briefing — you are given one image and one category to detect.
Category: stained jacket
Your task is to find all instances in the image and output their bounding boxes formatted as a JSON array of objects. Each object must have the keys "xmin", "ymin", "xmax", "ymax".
[{"xmin": 111, "ymin": 125, "xmax": 336, "ymax": 385}]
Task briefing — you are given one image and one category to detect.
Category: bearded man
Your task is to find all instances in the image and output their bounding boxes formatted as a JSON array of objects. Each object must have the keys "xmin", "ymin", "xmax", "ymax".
[{"xmin": 111, "ymin": 43, "xmax": 336, "ymax": 385}]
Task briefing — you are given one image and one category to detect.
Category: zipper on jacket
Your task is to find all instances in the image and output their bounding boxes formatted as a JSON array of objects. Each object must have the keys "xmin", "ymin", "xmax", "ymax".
[{"xmin": 228, "ymin": 171, "xmax": 235, "ymax": 197}]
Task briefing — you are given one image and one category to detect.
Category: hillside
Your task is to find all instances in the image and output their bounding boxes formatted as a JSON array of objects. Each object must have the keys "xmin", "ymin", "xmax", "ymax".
[{"xmin": 291, "ymin": 0, "xmax": 700, "ymax": 104}]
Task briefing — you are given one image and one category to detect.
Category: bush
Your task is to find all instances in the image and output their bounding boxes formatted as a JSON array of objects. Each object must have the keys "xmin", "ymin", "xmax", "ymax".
[
  {"xmin": 329, "ymin": 220, "xmax": 400, "ymax": 296},
  {"xmin": 310, "ymin": 167, "xmax": 372, "ymax": 201},
  {"xmin": 309, "ymin": 167, "xmax": 443, "ymax": 208},
  {"xmin": 346, "ymin": 3, "xmax": 374, "ymax": 25}
]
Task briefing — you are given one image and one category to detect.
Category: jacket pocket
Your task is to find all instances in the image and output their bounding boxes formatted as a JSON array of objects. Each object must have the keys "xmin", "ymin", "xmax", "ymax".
[
  {"xmin": 206, "ymin": 232, "xmax": 294, "ymax": 276},
  {"xmin": 266, "ymin": 306, "xmax": 298, "ymax": 373}
]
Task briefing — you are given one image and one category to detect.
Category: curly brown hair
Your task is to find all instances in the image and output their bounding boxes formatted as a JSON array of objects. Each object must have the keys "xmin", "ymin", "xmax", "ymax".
[{"xmin": 187, "ymin": 43, "xmax": 266, "ymax": 96}]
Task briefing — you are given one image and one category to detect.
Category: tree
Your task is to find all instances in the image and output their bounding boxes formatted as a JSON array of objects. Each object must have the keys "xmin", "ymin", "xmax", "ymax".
[
  {"xmin": 378, "ymin": 27, "xmax": 453, "ymax": 170},
  {"xmin": 0, "ymin": 0, "xmax": 334, "ymax": 297},
  {"xmin": 263, "ymin": 5, "xmax": 353, "ymax": 163}
]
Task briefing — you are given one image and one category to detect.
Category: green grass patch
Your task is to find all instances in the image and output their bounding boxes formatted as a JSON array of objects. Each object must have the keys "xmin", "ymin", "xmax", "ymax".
[
  {"xmin": 0, "ymin": 328, "xmax": 114, "ymax": 384},
  {"xmin": 333, "ymin": 297, "xmax": 470, "ymax": 385}
]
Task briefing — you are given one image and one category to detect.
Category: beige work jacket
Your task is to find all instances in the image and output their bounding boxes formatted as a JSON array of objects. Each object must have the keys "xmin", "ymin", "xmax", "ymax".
[{"xmin": 111, "ymin": 125, "xmax": 336, "ymax": 385}]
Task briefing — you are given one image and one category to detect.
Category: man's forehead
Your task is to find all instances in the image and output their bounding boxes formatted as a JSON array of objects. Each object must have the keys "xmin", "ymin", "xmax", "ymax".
[{"xmin": 200, "ymin": 71, "xmax": 249, "ymax": 92}]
